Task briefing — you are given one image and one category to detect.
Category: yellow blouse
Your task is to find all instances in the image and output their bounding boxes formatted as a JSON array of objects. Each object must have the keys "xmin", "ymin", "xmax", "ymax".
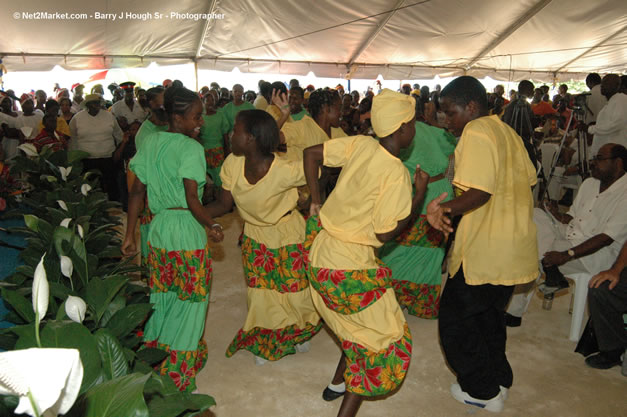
[
  {"xmin": 220, "ymin": 153, "xmax": 306, "ymax": 248},
  {"xmin": 281, "ymin": 115, "xmax": 346, "ymax": 161},
  {"xmin": 310, "ymin": 135, "xmax": 412, "ymax": 270}
]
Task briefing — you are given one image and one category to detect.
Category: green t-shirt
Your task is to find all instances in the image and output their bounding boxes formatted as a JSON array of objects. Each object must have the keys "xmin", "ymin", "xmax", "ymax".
[
  {"xmin": 135, "ymin": 119, "xmax": 168, "ymax": 151},
  {"xmin": 200, "ymin": 112, "xmax": 229, "ymax": 150},
  {"xmin": 222, "ymin": 101, "xmax": 255, "ymax": 132}
]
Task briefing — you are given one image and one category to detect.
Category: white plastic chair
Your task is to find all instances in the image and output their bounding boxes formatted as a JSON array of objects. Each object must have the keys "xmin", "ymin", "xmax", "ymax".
[{"xmin": 566, "ymin": 272, "xmax": 593, "ymax": 342}]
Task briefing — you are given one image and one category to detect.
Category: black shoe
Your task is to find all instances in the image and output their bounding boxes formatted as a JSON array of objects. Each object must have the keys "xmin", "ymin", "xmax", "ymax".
[
  {"xmin": 543, "ymin": 265, "xmax": 569, "ymax": 289},
  {"xmin": 585, "ymin": 351, "xmax": 622, "ymax": 369},
  {"xmin": 322, "ymin": 387, "xmax": 345, "ymax": 401},
  {"xmin": 504, "ymin": 312, "xmax": 522, "ymax": 327}
]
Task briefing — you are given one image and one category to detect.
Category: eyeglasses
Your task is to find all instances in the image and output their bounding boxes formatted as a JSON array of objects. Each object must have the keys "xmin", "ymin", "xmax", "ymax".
[{"xmin": 592, "ymin": 155, "xmax": 617, "ymax": 161}]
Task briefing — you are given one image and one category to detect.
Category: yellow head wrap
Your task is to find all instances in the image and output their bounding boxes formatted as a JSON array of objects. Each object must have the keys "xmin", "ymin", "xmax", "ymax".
[{"xmin": 371, "ymin": 89, "xmax": 415, "ymax": 138}]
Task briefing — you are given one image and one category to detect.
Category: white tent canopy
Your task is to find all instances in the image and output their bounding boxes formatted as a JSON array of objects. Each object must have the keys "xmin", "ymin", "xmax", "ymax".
[{"xmin": 2, "ymin": 0, "xmax": 625, "ymax": 82}]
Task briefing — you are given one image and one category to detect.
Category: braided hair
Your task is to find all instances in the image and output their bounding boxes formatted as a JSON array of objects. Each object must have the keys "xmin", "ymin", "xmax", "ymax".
[
  {"xmin": 308, "ymin": 88, "xmax": 340, "ymax": 120},
  {"xmin": 236, "ymin": 110, "xmax": 280, "ymax": 156},
  {"xmin": 163, "ymin": 86, "xmax": 200, "ymax": 122}
]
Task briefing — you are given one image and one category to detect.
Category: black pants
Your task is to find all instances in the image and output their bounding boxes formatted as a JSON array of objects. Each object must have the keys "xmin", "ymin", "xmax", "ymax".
[
  {"xmin": 589, "ymin": 269, "xmax": 627, "ymax": 353},
  {"xmin": 439, "ymin": 266, "xmax": 515, "ymax": 400},
  {"xmin": 83, "ymin": 157, "xmax": 118, "ymax": 202}
]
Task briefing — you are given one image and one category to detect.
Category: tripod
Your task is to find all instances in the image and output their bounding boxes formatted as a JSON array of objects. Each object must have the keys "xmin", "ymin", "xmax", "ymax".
[{"xmin": 541, "ymin": 107, "xmax": 589, "ymax": 203}]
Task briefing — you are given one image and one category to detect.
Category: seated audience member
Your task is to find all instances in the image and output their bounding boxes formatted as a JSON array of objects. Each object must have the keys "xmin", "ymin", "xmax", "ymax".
[
  {"xmin": 552, "ymin": 84, "xmax": 572, "ymax": 109},
  {"xmin": 29, "ymin": 113, "xmax": 68, "ymax": 152},
  {"xmin": 532, "ymin": 88, "xmax": 557, "ymax": 117},
  {"xmin": 582, "ymin": 74, "xmax": 627, "ymax": 157},
  {"xmin": 506, "ymin": 144, "xmax": 627, "ymax": 325},
  {"xmin": 584, "ymin": 239, "xmax": 627, "ymax": 370}
]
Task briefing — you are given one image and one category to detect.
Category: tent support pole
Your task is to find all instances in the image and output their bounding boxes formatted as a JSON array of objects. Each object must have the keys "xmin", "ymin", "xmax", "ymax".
[{"xmin": 194, "ymin": 60, "xmax": 199, "ymax": 92}]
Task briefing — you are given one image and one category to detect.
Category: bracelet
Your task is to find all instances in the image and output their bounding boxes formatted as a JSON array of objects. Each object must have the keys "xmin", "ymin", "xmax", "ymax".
[{"xmin": 211, "ymin": 223, "xmax": 223, "ymax": 230}]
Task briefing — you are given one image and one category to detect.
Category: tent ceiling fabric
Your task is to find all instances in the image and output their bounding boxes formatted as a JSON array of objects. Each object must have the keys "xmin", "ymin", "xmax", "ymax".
[{"xmin": 1, "ymin": 0, "xmax": 625, "ymax": 81}]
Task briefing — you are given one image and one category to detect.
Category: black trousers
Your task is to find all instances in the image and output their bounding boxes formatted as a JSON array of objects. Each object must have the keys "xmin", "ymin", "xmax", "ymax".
[
  {"xmin": 83, "ymin": 157, "xmax": 118, "ymax": 202},
  {"xmin": 439, "ymin": 266, "xmax": 515, "ymax": 400},
  {"xmin": 589, "ymin": 269, "xmax": 627, "ymax": 353}
]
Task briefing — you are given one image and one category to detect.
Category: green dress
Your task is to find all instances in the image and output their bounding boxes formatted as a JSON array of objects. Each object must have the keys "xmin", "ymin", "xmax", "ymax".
[
  {"xmin": 200, "ymin": 112, "xmax": 229, "ymax": 187},
  {"xmin": 221, "ymin": 101, "xmax": 255, "ymax": 132},
  {"xmin": 129, "ymin": 131, "xmax": 211, "ymax": 392},
  {"xmin": 133, "ymin": 118, "xmax": 168, "ymax": 268},
  {"xmin": 379, "ymin": 122, "xmax": 457, "ymax": 318}
]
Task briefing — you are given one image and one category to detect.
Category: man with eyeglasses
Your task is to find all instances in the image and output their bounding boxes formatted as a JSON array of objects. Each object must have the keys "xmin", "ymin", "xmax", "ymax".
[{"xmin": 505, "ymin": 143, "xmax": 627, "ymax": 326}]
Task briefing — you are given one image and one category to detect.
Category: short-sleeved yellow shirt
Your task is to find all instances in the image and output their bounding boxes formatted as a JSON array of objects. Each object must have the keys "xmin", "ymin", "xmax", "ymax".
[
  {"xmin": 310, "ymin": 136, "xmax": 412, "ymax": 270},
  {"xmin": 220, "ymin": 153, "xmax": 306, "ymax": 247},
  {"xmin": 265, "ymin": 104, "xmax": 283, "ymax": 122},
  {"xmin": 450, "ymin": 115, "xmax": 538, "ymax": 285},
  {"xmin": 281, "ymin": 116, "xmax": 347, "ymax": 161}
]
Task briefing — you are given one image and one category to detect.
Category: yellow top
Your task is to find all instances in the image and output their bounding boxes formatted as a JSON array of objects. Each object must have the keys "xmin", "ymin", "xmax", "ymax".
[
  {"xmin": 280, "ymin": 115, "xmax": 346, "ymax": 162},
  {"xmin": 450, "ymin": 115, "xmax": 539, "ymax": 285},
  {"xmin": 220, "ymin": 153, "xmax": 306, "ymax": 248},
  {"xmin": 311, "ymin": 135, "xmax": 412, "ymax": 270},
  {"xmin": 265, "ymin": 104, "xmax": 283, "ymax": 122},
  {"xmin": 37, "ymin": 117, "xmax": 71, "ymax": 137}
]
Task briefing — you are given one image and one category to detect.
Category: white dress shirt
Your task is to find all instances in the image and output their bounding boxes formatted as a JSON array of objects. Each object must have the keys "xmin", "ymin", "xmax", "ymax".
[
  {"xmin": 111, "ymin": 99, "xmax": 148, "ymax": 125},
  {"xmin": 565, "ymin": 174, "xmax": 627, "ymax": 274},
  {"xmin": 588, "ymin": 93, "xmax": 627, "ymax": 157},
  {"xmin": 584, "ymin": 84, "xmax": 607, "ymax": 124}
]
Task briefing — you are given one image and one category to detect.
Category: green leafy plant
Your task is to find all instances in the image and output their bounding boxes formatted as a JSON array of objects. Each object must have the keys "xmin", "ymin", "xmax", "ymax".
[{"xmin": 0, "ymin": 147, "xmax": 214, "ymax": 416}]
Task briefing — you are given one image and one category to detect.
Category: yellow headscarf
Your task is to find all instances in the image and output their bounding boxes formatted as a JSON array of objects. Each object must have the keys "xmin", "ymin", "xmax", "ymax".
[{"xmin": 371, "ymin": 89, "xmax": 415, "ymax": 138}]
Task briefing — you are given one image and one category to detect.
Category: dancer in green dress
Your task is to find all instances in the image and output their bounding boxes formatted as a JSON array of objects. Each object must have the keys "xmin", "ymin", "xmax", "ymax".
[
  {"xmin": 122, "ymin": 86, "xmax": 224, "ymax": 392},
  {"xmin": 379, "ymin": 121, "xmax": 456, "ymax": 318}
]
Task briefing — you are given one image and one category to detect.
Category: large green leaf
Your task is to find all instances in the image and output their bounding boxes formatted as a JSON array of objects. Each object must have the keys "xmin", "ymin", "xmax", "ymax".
[
  {"xmin": 85, "ymin": 275, "xmax": 128, "ymax": 324},
  {"xmin": 147, "ymin": 392, "xmax": 216, "ymax": 417},
  {"xmin": 0, "ymin": 288, "xmax": 35, "ymax": 322},
  {"xmin": 69, "ymin": 373, "xmax": 150, "ymax": 417},
  {"xmin": 105, "ymin": 303, "xmax": 153, "ymax": 339},
  {"xmin": 68, "ymin": 150, "xmax": 90, "ymax": 164},
  {"xmin": 136, "ymin": 348, "xmax": 169, "ymax": 367},
  {"xmin": 36, "ymin": 321, "xmax": 101, "ymax": 395},
  {"xmin": 23, "ymin": 214, "xmax": 39, "ymax": 232},
  {"xmin": 94, "ymin": 328, "xmax": 130, "ymax": 381},
  {"xmin": 99, "ymin": 293, "xmax": 127, "ymax": 327}
]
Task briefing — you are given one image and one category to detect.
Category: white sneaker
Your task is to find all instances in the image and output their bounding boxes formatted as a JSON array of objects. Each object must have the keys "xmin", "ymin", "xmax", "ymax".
[
  {"xmin": 254, "ymin": 356, "xmax": 268, "ymax": 366},
  {"xmin": 450, "ymin": 383, "xmax": 505, "ymax": 413},
  {"xmin": 295, "ymin": 341, "xmax": 310, "ymax": 353},
  {"xmin": 500, "ymin": 385, "xmax": 509, "ymax": 401}
]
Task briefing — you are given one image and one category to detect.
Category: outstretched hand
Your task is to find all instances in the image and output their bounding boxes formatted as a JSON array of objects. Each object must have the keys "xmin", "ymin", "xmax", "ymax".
[
  {"xmin": 271, "ymin": 89, "xmax": 289, "ymax": 114},
  {"xmin": 426, "ymin": 192, "xmax": 453, "ymax": 234}
]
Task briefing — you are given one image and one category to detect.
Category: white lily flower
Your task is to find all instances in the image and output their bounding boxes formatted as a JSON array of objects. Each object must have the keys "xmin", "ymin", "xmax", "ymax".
[
  {"xmin": 32, "ymin": 254, "xmax": 49, "ymax": 321},
  {"xmin": 57, "ymin": 200, "xmax": 68, "ymax": 211},
  {"xmin": 17, "ymin": 143, "xmax": 38, "ymax": 157},
  {"xmin": 0, "ymin": 348, "xmax": 84, "ymax": 417},
  {"xmin": 64, "ymin": 296, "xmax": 86, "ymax": 323},
  {"xmin": 77, "ymin": 224, "xmax": 84, "ymax": 239},
  {"xmin": 80, "ymin": 183, "xmax": 92, "ymax": 196},
  {"xmin": 60, "ymin": 218, "xmax": 72, "ymax": 228},
  {"xmin": 59, "ymin": 256, "xmax": 73, "ymax": 279},
  {"xmin": 59, "ymin": 166, "xmax": 72, "ymax": 182}
]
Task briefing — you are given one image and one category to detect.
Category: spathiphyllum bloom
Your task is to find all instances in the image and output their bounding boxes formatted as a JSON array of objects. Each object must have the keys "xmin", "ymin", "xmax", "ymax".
[
  {"xmin": 32, "ymin": 254, "xmax": 49, "ymax": 322},
  {"xmin": 59, "ymin": 166, "xmax": 72, "ymax": 182},
  {"xmin": 57, "ymin": 200, "xmax": 68, "ymax": 211},
  {"xmin": 59, "ymin": 256, "xmax": 73, "ymax": 278},
  {"xmin": 0, "ymin": 348, "xmax": 84, "ymax": 416},
  {"xmin": 17, "ymin": 143, "xmax": 38, "ymax": 157},
  {"xmin": 77, "ymin": 224, "xmax": 84, "ymax": 239},
  {"xmin": 60, "ymin": 218, "xmax": 71, "ymax": 228},
  {"xmin": 80, "ymin": 183, "xmax": 92, "ymax": 196},
  {"xmin": 64, "ymin": 296, "xmax": 86, "ymax": 323}
]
